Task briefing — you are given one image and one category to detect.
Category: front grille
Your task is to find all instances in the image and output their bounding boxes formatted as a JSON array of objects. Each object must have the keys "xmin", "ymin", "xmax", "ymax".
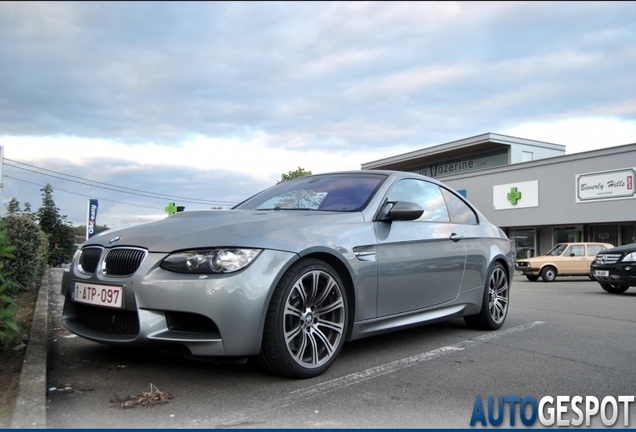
[
  {"xmin": 103, "ymin": 248, "xmax": 147, "ymax": 276},
  {"xmin": 74, "ymin": 302, "xmax": 140, "ymax": 336},
  {"xmin": 79, "ymin": 247, "xmax": 103, "ymax": 273},
  {"xmin": 596, "ymin": 254, "xmax": 621, "ymax": 265}
]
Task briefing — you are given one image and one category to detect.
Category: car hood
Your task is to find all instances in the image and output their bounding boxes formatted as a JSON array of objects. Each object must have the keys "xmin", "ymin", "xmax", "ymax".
[
  {"xmin": 598, "ymin": 243, "xmax": 636, "ymax": 254},
  {"xmin": 84, "ymin": 210, "xmax": 365, "ymax": 252}
]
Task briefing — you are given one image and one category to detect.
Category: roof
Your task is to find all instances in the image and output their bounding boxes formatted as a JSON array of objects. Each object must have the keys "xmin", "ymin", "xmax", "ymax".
[{"xmin": 361, "ymin": 132, "xmax": 566, "ymax": 171}]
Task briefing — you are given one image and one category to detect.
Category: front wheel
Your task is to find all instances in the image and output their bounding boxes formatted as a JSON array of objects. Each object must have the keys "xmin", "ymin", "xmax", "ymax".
[
  {"xmin": 541, "ymin": 266, "xmax": 557, "ymax": 282},
  {"xmin": 258, "ymin": 258, "xmax": 349, "ymax": 379},
  {"xmin": 464, "ymin": 262, "xmax": 509, "ymax": 330},
  {"xmin": 600, "ymin": 283, "xmax": 629, "ymax": 294},
  {"xmin": 526, "ymin": 275, "xmax": 539, "ymax": 282}
]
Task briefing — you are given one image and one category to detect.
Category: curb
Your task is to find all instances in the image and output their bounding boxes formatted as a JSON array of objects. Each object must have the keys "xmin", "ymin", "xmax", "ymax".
[{"xmin": 10, "ymin": 269, "xmax": 49, "ymax": 429}]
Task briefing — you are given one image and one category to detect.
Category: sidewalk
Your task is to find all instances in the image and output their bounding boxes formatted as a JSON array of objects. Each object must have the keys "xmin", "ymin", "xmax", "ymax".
[{"xmin": 10, "ymin": 269, "xmax": 52, "ymax": 429}]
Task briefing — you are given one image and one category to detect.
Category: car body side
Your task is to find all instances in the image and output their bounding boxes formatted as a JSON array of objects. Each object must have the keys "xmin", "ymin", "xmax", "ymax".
[{"xmin": 61, "ymin": 171, "xmax": 513, "ymax": 362}]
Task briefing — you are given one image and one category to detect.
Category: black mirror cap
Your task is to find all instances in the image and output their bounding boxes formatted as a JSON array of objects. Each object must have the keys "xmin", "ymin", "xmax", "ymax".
[{"xmin": 388, "ymin": 201, "xmax": 424, "ymax": 221}]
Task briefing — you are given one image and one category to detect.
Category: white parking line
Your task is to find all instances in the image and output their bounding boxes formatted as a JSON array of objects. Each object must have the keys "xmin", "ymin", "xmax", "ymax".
[
  {"xmin": 285, "ymin": 321, "xmax": 545, "ymax": 403},
  {"xmin": 218, "ymin": 321, "xmax": 545, "ymax": 427}
]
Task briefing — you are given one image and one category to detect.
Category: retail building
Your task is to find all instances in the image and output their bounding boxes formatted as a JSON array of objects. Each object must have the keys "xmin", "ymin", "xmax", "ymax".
[{"xmin": 362, "ymin": 133, "xmax": 636, "ymax": 259}]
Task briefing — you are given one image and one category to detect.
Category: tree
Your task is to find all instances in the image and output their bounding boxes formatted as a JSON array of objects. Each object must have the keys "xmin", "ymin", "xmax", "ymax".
[
  {"xmin": 73, "ymin": 224, "xmax": 110, "ymax": 236},
  {"xmin": 6, "ymin": 198, "xmax": 20, "ymax": 214},
  {"xmin": 0, "ymin": 220, "xmax": 20, "ymax": 345},
  {"xmin": 276, "ymin": 167, "xmax": 312, "ymax": 184},
  {"xmin": 272, "ymin": 167, "xmax": 323, "ymax": 209},
  {"xmin": 36, "ymin": 184, "xmax": 76, "ymax": 266},
  {"xmin": 2, "ymin": 214, "xmax": 49, "ymax": 290},
  {"xmin": 6, "ymin": 198, "xmax": 36, "ymax": 222}
]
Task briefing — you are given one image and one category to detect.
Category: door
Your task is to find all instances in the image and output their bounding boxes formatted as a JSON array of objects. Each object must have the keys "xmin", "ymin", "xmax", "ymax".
[
  {"xmin": 376, "ymin": 179, "xmax": 467, "ymax": 317},
  {"xmin": 560, "ymin": 244, "xmax": 588, "ymax": 274}
]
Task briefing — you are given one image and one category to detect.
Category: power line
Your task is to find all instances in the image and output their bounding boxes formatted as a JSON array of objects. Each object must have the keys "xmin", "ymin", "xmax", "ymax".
[
  {"xmin": 4, "ymin": 158, "xmax": 238, "ymax": 206},
  {"xmin": 4, "ymin": 175, "xmax": 165, "ymax": 210}
]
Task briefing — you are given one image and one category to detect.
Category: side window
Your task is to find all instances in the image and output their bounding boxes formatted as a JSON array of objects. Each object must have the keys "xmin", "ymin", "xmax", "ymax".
[
  {"xmin": 387, "ymin": 179, "xmax": 450, "ymax": 222},
  {"xmin": 587, "ymin": 245, "xmax": 603, "ymax": 256},
  {"xmin": 440, "ymin": 188, "xmax": 478, "ymax": 224},
  {"xmin": 567, "ymin": 245, "xmax": 585, "ymax": 257}
]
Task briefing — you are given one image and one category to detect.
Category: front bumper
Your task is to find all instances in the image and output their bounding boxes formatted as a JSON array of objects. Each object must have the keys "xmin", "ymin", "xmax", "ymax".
[
  {"xmin": 62, "ymin": 249, "xmax": 297, "ymax": 357},
  {"xmin": 590, "ymin": 263, "xmax": 636, "ymax": 287},
  {"xmin": 514, "ymin": 265, "xmax": 539, "ymax": 275}
]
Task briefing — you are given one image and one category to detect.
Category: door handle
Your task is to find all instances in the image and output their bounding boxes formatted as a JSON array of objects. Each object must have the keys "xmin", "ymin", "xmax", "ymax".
[{"xmin": 449, "ymin": 233, "xmax": 463, "ymax": 243}]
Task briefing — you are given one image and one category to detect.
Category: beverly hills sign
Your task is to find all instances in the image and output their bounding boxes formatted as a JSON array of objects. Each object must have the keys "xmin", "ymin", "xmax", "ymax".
[{"xmin": 576, "ymin": 168, "xmax": 635, "ymax": 202}]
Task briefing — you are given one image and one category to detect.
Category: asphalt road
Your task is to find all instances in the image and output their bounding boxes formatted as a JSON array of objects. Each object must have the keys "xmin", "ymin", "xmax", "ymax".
[{"xmin": 46, "ymin": 270, "xmax": 636, "ymax": 428}]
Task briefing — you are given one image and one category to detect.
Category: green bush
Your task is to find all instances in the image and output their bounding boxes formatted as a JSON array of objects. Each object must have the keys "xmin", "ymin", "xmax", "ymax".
[
  {"xmin": 2, "ymin": 214, "xmax": 49, "ymax": 290},
  {"xmin": 0, "ymin": 221, "xmax": 20, "ymax": 345}
]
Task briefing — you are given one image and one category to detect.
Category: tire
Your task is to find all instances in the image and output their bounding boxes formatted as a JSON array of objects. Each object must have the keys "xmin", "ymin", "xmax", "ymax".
[
  {"xmin": 526, "ymin": 275, "xmax": 539, "ymax": 282},
  {"xmin": 464, "ymin": 262, "xmax": 509, "ymax": 330},
  {"xmin": 258, "ymin": 258, "xmax": 349, "ymax": 379},
  {"xmin": 540, "ymin": 266, "xmax": 557, "ymax": 282},
  {"xmin": 600, "ymin": 283, "xmax": 629, "ymax": 294}
]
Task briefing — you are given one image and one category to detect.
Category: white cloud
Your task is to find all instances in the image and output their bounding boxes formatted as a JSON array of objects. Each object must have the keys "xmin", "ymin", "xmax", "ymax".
[
  {"xmin": 1, "ymin": 134, "xmax": 413, "ymax": 183},
  {"xmin": 503, "ymin": 117, "xmax": 636, "ymax": 153}
]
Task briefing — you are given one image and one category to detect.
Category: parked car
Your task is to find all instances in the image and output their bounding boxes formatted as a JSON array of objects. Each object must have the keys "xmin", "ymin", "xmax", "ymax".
[
  {"xmin": 515, "ymin": 242, "xmax": 614, "ymax": 282},
  {"xmin": 61, "ymin": 170, "xmax": 513, "ymax": 378},
  {"xmin": 590, "ymin": 243, "xmax": 636, "ymax": 293}
]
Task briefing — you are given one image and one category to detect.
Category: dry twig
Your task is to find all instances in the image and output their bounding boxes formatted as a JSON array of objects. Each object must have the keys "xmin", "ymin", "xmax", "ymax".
[{"xmin": 110, "ymin": 383, "xmax": 173, "ymax": 408}]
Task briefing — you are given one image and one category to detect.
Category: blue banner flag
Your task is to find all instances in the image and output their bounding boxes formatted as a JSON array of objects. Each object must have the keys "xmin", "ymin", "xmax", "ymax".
[{"xmin": 86, "ymin": 199, "xmax": 99, "ymax": 239}]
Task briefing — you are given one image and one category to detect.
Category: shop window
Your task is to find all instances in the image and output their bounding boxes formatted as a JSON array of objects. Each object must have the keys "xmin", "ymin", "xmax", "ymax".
[
  {"xmin": 553, "ymin": 227, "xmax": 580, "ymax": 243},
  {"xmin": 511, "ymin": 228, "xmax": 535, "ymax": 259},
  {"xmin": 620, "ymin": 225, "xmax": 635, "ymax": 245},
  {"xmin": 588, "ymin": 224, "xmax": 618, "ymax": 246}
]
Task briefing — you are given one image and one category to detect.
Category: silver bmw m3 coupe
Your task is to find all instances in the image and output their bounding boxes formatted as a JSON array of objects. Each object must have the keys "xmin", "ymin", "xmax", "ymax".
[{"xmin": 61, "ymin": 170, "xmax": 513, "ymax": 378}]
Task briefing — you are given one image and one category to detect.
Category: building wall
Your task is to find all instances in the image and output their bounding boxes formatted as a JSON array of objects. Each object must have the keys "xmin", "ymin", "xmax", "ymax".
[
  {"xmin": 438, "ymin": 143, "xmax": 636, "ymax": 228},
  {"xmin": 509, "ymin": 143, "xmax": 565, "ymax": 163}
]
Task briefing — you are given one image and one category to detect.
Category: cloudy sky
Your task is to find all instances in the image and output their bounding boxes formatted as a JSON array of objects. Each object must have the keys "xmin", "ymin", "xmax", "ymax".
[{"xmin": 1, "ymin": 1, "xmax": 635, "ymax": 231}]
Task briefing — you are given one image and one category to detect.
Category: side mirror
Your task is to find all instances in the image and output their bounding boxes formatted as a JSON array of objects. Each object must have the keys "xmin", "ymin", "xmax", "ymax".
[{"xmin": 379, "ymin": 201, "xmax": 424, "ymax": 221}]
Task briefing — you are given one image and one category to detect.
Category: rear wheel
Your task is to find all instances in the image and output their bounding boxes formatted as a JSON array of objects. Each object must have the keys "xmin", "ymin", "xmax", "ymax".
[
  {"xmin": 600, "ymin": 283, "xmax": 629, "ymax": 294},
  {"xmin": 258, "ymin": 258, "xmax": 348, "ymax": 379},
  {"xmin": 464, "ymin": 262, "xmax": 509, "ymax": 330},
  {"xmin": 540, "ymin": 266, "xmax": 557, "ymax": 282},
  {"xmin": 526, "ymin": 275, "xmax": 539, "ymax": 282}
]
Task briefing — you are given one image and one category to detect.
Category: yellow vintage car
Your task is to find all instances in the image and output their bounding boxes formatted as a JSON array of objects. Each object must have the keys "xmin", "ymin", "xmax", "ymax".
[{"xmin": 515, "ymin": 242, "xmax": 614, "ymax": 282}]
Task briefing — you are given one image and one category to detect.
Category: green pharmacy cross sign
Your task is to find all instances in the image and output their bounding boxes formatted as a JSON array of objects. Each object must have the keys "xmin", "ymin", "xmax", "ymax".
[
  {"xmin": 507, "ymin": 187, "xmax": 522, "ymax": 205},
  {"xmin": 165, "ymin": 202, "xmax": 178, "ymax": 215}
]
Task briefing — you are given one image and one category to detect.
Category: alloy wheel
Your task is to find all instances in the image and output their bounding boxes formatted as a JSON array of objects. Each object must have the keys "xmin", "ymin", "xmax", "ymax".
[{"xmin": 488, "ymin": 266, "xmax": 509, "ymax": 324}]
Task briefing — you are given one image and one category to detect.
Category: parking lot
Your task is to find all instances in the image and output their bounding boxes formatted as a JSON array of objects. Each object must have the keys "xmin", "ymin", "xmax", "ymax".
[{"xmin": 46, "ymin": 270, "xmax": 636, "ymax": 428}]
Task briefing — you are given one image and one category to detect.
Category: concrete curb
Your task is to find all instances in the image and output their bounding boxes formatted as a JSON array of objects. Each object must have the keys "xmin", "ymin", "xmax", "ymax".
[{"xmin": 10, "ymin": 269, "xmax": 49, "ymax": 429}]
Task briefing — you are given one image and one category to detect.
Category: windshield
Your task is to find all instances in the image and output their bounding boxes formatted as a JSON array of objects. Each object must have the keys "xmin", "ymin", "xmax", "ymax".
[
  {"xmin": 234, "ymin": 173, "xmax": 387, "ymax": 212},
  {"xmin": 546, "ymin": 244, "xmax": 568, "ymax": 256}
]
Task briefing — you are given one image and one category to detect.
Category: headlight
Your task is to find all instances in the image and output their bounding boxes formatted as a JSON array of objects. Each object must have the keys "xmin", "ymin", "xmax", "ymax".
[
  {"xmin": 160, "ymin": 248, "xmax": 262, "ymax": 274},
  {"xmin": 621, "ymin": 252, "xmax": 636, "ymax": 263}
]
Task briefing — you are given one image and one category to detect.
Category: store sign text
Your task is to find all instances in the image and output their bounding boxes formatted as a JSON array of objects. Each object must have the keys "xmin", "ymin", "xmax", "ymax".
[{"xmin": 576, "ymin": 168, "xmax": 635, "ymax": 202}]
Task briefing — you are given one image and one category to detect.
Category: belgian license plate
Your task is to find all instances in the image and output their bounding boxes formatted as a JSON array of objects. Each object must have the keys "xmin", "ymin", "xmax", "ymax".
[
  {"xmin": 594, "ymin": 270, "xmax": 609, "ymax": 277},
  {"xmin": 73, "ymin": 282, "xmax": 123, "ymax": 309}
]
